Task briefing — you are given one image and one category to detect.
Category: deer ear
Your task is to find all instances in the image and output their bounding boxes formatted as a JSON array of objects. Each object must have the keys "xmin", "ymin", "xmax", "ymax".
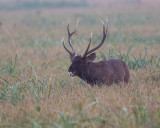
[{"xmin": 85, "ymin": 53, "xmax": 96, "ymax": 62}]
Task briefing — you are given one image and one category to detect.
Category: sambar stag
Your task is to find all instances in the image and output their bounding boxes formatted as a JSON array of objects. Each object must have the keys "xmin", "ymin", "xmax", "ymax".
[{"xmin": 62, "ymin": 20, "xmax": 130, "ymax": 86}]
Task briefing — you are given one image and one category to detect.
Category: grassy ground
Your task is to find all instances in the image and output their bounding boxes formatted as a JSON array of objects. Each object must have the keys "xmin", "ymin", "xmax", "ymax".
[{"xmin": 0, "ymin": 5, "xmax": 160, "ymax": 128}]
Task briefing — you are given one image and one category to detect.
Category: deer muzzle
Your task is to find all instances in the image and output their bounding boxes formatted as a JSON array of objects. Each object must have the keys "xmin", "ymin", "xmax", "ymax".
[{"xmin": 68, "ymin": 67, "xmax": 76, "ymax": 77}]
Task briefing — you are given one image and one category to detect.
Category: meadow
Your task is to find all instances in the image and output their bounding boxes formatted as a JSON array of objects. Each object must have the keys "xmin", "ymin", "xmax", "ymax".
[{"xmin": 0, "ymin": 3, "xmax": 160, "ymax": 128}]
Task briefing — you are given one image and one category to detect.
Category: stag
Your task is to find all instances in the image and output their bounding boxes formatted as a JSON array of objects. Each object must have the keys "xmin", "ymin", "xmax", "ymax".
[{"xmin": 62, "ymin": 20, "xmax": 130, "ymax": 86}]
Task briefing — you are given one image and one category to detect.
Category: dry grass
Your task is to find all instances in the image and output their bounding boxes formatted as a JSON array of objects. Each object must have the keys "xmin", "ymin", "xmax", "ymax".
[{"xmin": 0, "ymin": 4, "xmax": 160, "ymax": 128}]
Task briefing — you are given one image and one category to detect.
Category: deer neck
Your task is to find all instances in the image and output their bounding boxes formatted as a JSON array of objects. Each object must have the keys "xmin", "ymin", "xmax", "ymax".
[{"xmin": 77, "ymin": 62, "xmax": 95, "ymax": 82}]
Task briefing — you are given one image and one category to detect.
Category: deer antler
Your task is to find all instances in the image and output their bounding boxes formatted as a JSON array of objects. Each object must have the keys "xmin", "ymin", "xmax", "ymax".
[
  {"xmin": 63, "ymin": 19, "xmax": 79, "ymax": 61},
  {"xmin": 82, "ymin": 32, "xmax": 92, "ymax": 58},
  {"xmin": 82, "ymin": 19, "xmax": 108, "ymax": 58}
]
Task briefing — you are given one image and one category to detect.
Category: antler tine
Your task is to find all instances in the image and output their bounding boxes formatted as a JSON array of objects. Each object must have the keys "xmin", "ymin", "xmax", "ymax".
[
  {"xmin": 102, "ymin": 18, "xmax": 108, "ymax": 36},
  {"xmin": 67, "ymin": 19, "xmax": 79, "ymax": 36},
  {"xmin": 67, "ymin": 19, "xmax": 79, "ymax": 55},
  {"xmin": 62, "ymin": 38, "xmax": 73, "ymax": 55},
  {"xmin": 82, "ymin": 32, "xmax": 92, "ymax": 58},
  {"xmin": 84, "ymin": 19, "xmax": 108, "ymax": 56},
  {"xmin": 63, "ymin": 38, "xmax": 76, "ymax": 62}
]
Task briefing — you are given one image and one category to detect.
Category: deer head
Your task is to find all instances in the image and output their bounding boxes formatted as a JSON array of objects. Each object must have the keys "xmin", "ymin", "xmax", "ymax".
[{"xmin": 63, "ymin": 20, "xmax": 108, "ymax": 77}]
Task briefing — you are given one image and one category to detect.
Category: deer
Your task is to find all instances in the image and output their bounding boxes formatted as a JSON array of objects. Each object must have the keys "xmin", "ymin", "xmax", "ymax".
[{"xmin": 62, "ymin": 20, "xmax": 130, "ymax": 86}]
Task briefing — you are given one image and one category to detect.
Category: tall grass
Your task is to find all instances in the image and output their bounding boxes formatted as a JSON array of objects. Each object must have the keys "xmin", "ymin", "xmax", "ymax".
[
  {"xmin": 98, "ymin": 46, "xmax": 160, "ymax": 69},
  {"xmin": 0, "ymin": 59, "xmax": 52, "ymax": 105},
  {"xmin": 0, "ymin": 4, "xmax": 160, "ymax": 128}
]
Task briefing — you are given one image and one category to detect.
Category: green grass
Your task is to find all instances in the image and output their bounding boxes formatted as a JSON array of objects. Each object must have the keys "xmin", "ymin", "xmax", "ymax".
[
  {"xmin": 0, "ymin": 3, "xmax": 160, "ymax": 128},
  {"xmin": 98, "ymin": 47, "xmax": 160, "ymax": 69}
]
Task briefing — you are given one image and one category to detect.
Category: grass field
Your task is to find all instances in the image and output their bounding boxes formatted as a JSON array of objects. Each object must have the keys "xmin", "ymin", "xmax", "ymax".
[{"xmin": 0, "ymin": 1, "xmax": 160, "ymax": 128}]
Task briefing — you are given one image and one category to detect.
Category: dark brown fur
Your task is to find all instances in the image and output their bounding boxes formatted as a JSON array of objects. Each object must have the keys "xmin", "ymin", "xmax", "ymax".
[{"xmin": 68, "ymin": 55, "xmax": 130, "ymax": 86}]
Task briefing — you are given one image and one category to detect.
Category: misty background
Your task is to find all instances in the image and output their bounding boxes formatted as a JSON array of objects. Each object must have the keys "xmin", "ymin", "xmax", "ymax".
[{"xmin": 0, "ymin": 0, "xmax": 160, "ymax": 10}]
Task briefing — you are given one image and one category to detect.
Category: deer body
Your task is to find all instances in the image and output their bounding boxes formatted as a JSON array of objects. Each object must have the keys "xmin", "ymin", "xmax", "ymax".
[
  {"xmin": 68, "ymin": 57, "xmax": 130, "ymax": 86},
  {"xmin": 63, "ymin": 20, "xmax": 130, "ymax": 86}
]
